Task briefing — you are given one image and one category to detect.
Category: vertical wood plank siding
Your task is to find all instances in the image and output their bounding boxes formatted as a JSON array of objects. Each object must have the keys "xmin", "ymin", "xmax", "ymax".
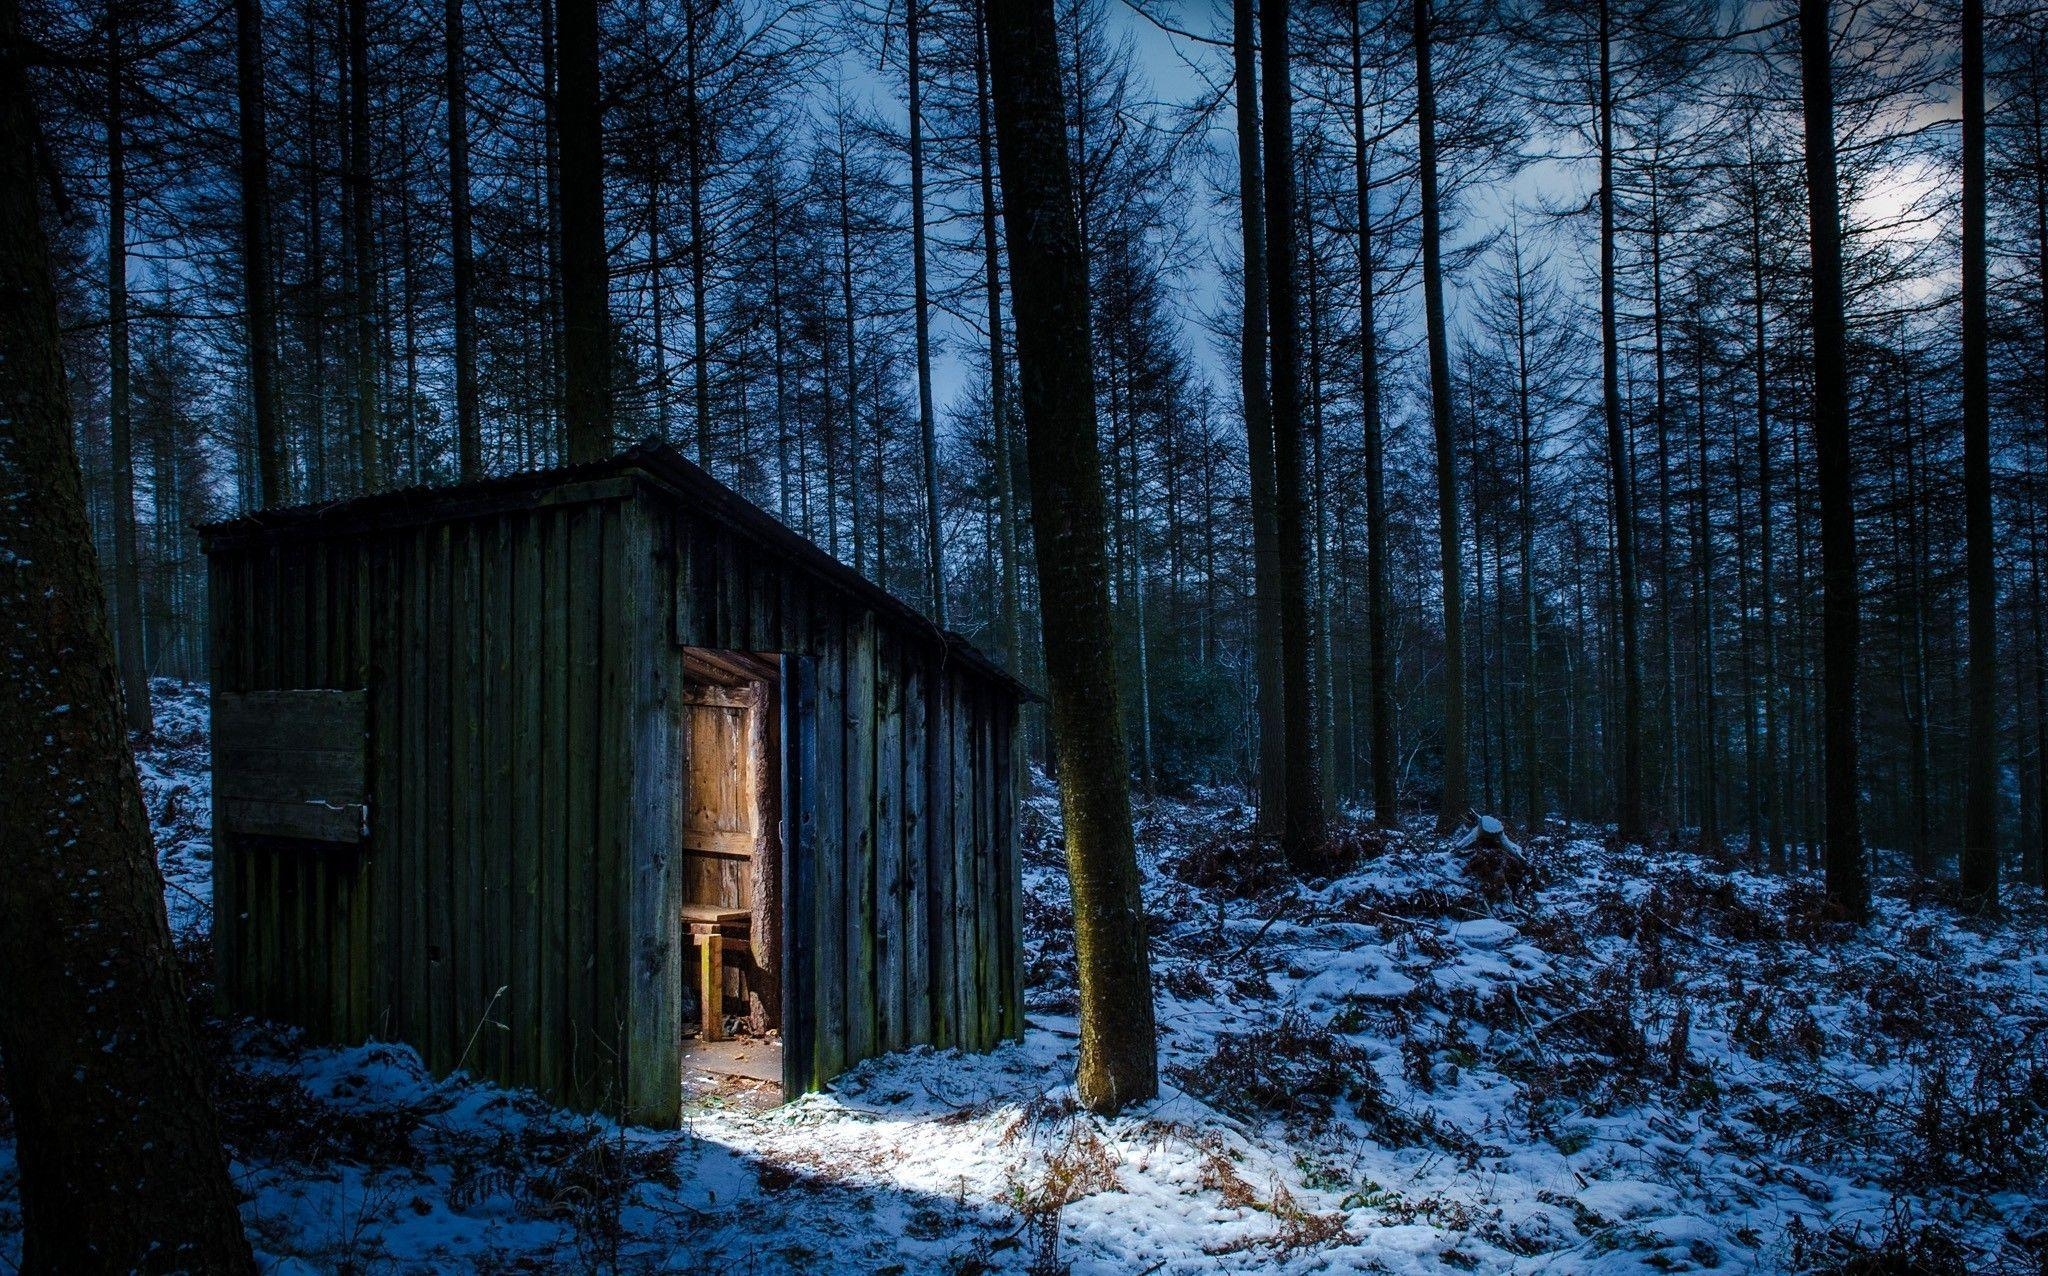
[{"xmin": 209, "ymin": 472, "xmax": 1021, "ymax": 1125}]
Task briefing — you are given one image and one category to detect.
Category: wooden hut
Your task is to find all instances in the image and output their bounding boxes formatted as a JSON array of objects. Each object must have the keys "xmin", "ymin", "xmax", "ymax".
[{"xmin": 199, "ymin": 443, "xmax": 1029, "ymax": 1125}]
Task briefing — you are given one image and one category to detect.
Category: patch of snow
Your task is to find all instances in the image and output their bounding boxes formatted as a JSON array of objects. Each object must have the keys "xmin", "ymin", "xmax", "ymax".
[{"xmin": 2, "ymin": 692, "xmax": 2045, "ymax": 1272}]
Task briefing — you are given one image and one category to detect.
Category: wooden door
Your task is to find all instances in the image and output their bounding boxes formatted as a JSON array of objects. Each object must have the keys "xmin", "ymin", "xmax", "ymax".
[
  {"xmin": 679, "ymin": 682, "xmax": 769, "ymax": 910},
  {"xmin": 679, "ymin": 672, "xmax": 783, "ymax": 1033}
]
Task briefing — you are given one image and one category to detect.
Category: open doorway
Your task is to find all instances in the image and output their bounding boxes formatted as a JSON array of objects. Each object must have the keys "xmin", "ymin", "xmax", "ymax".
[{"xmin": 677, "ymin": 647, "xmax": 782, "ymax": 1095}]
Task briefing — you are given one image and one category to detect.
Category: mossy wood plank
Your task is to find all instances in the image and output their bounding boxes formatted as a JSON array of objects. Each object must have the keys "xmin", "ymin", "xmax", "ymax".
[
  {"xmin": 980, "ymin": 693, "xmax": 1002, "ymax": 1047},
  {"xmin": 406, "ymin": 530, "xmax": 431, "ymax": 1057},
  {"xmin": 998, "ymin": 701, "xmax": 1023, "ymax": 1040},
  {"xmin": 350, "ymin": 542, "xmax": 375, "ymax": 1040},
  {"xmin": 452, "ymin": 525, "xmax": 483, "ymax": 1074},
  {"xmin": 872, "ymin": 639, "xmax": 906, "ymax": 1053},
  {"xmin": 595, "ymin": 503, "xmax": 629, "ymax": 1104},
  {"xmin": 750, "ymin": 564, "xmax": 777, "ymax": 657},
  {"xmin": 512, "ymin": 515, "xmax": 546, "ymax": 1089},
  {"xmin": 718, "ymin": 530, "xmax": 745, "ymax": 650},
  {"xmin": 474, "ymin": 519, "xmax": 507, "ymax": 1080},
  {"xmin": 843, "ymin": 612, "xmax": 878, "ymax": 1066},
  {"xmin": 622, "ymin": 498, "xmax": 681, "ymax": 1124},
  {"xmin": 811, "ymin": 602, "xmax": 847, "ymax": 1086},
  {"xmin": 901, "ymin": 655, "xmax": 932, "ymax": 1046},
  {"xmin": 673, "ymin": 511, "xmax": 699, "ymax": 646},
  {"xmin": 779, "ymin": 652, "xmax": 818, "ymax": 1095},
  {"xmin": 540, "ymin": 511, "xmax": 570, "ymax": 1098},
  {"xmin": 951, "ymin": 677, "xmax": 977, "ymax": 1048},
  {"xmin": 564, "ymin": 505, "xmax": 601, "ymax": 1106},
  {"xmin": 927, "ymin": 666, "xmax": 956, "ymax": 1049},
  {"xmin": 426, "ymin": 525, "xmax": 456, "ymax": 1072},
  {"xmin": 368, "ymin": 539, "xmax": 400, "ymax": 1039}
]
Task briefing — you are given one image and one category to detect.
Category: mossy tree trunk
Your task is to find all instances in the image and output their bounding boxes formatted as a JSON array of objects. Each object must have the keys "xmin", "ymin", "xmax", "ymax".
[
  {"xmin": 1797, "ymin": 0, "xmax": 1868, "ymax": 920},
  {"xmin": 985, "ymin": 0, "xmax": 1157, "ymax": 1114},
  {"xmin": 0, "ymin": 2, "xmax": 254, "ymax": 1263}
]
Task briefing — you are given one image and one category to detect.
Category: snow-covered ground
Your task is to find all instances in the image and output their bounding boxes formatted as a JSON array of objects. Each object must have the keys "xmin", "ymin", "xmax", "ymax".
[{"xmin": 3, "ymin": 680, "xmax": 2045, "ymax": 1273}]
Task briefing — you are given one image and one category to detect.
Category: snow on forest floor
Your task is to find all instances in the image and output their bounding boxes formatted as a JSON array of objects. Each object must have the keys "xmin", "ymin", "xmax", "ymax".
[{"xmin": 4, "ymin": 680, "xmax": 2048, "ymax": 1273}]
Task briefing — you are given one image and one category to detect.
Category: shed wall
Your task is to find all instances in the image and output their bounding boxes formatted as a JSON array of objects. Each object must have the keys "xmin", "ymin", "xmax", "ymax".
[
  {"xmin": 665, "ymin": 504, "xmax": 1023, "ymax": 1098},
  {"xmin": 210, "ymin": 476, "xmax": 1022, "ymax": 1124},
  {"xmin": 211, "ymin": 493, "xmax": 652, "ymax": 1112}
]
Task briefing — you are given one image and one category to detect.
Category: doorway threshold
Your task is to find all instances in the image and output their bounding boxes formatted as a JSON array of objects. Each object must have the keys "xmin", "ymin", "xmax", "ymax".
[{"xmin": 682, "ymin": 1035, "xmax": 782, "ymax": 1085}]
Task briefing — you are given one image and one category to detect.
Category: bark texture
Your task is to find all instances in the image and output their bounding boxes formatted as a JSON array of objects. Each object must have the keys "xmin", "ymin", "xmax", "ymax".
[
  {"xmin": 105, "ymin": 22, "xmax": 151, "ymax": 738},
  {"xmin": 1798, "ymin": 0, "xmax": 1868, "ymax": 919},
  {"xmin": 985, "ymin": 0, "xmax": 1157, "ymax": 1114},
  {"xmin": 1415, "ymin": 0, "xmax": 1465, "ymax": 832},
  {"xmin": 1234, "ymin": 0, "xmax": 1286, "ymax": 836},
  {"xmin": 448, "ymin": 0, "xmax": 481, "ymax": 479},
  {"xmin": 558, "ymin": 0, "xmax": 611, "ymax": 463},
  {"xmin": 1260, "ymin": 0, "xmax": 1328, "ymax": 867},
  {"xmin": 1960, "ymin": 0, "xmax": 1997, "ymax": 906},
  {"xmin": 1350, "ymin": 0, "xmax": 1397, "ymax": 826},
  {"xmin": 0, "ymin": 2, "xmax": 254, "ymax": 1264},
  {"xmin": 1598, "ymin": 0, "xmax": 1645, "ymax": 841},
  {"xmin": 907, "ymin": 0, "xmax": 945, "ymax": 623},
  {"xmin": 236, "ymin": 0, "xmax": 287, "ymax": 505},
  {"xmin": 346, "ymin": 0, "xmax": 380, "ymax": 489}
]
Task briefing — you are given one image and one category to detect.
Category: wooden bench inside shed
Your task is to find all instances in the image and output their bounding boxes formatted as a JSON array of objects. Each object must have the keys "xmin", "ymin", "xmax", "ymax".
[{"xmin": 682, "ymin": 904, "xmax": 750, "ymax": 1043}]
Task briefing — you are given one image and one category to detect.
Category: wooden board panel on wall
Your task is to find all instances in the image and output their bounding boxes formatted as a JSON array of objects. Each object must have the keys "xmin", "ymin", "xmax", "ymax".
[{"xmin": 214, "ymin": 690, "xmax": 368, "ymax": 843}]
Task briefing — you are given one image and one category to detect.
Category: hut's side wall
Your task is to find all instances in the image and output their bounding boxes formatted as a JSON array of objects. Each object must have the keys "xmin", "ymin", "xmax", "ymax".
[
  {"xmin": 211, "ymin": 471, "xmax": 1021, "ymax": 1127},
  {"xmin": 667, "ymin": 507, "xmax": 1023, "ymax": 1096},
  {"xmin": 211, "ymin": 489, "xmax": 662, "ymax": 1114}
]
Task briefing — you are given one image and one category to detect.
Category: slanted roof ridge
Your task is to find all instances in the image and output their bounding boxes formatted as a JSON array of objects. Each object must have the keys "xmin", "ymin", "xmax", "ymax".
[{"xmin": 197, "ymin": 439, "xmax": 1035, "ymax": 702}]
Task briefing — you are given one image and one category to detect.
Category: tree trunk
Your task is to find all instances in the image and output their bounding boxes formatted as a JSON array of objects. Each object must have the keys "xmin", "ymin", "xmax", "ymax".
[
  {"xmin": 1748, "ymin": 133, "xmax": 1783, "ymax": 869},
  {"xmin": 769, "ymin": 179, "xmax": 792, "ymax": 520},
  {"xmin": 1599, "ymin": 0, "xmax": 1645, "ymax": 841},
  {"xmin": 1303, "ymin": 171, "xmax": 1338, "ymax": 795},
  {"xmin": 907, "ymin": 0, "xmax": 946, "ymax": 623},
  {"xmin": 303, "ymin": 16, "xmax": 329, "ymax": 497},
  {"xmin": 1127, "ymin": 374, "xmax": 1156, "ymax": 795},
  {"xmin": 447, "ymin": 0, "xmax": 480, "ymax": 479},
  {"xmin": 558, "ymin": 0, "xmax": 610, "ymax": 463},
  {"xmin": 685, "ymin": 1, "xmax": 711, "ymax": 469},
  {"xmin": 236, "ymin": 0, "xmax": 286, "ymax": 506},
  {"xmin": 347, "ymin": 0, "xmax": 380, "ymax": 490},
  {"xmin": 985, "ymin": 0, "xmax": 1156, "ymax": 1114},
  {"xmin": 1509, "ymin": 235, "xmax": 1541, "ymax": 828},
  {"xmin": 649, "ymin": 170, "xmax": 672, "ymax": 443},
  {"xmin": 540, "ymin": 0, "xmax": 564, "ymax": 459},
  {"xmin": 1959, "ymin": 0, "xmax": 1997, "ymax": 905},
  {"xmin": 1798, "ymin": 0, "xmax": 1867, "ymax": 918},
  {"xmin": 1693, "ymin": 326, "xmax": 1720, "ymax": 852},
  {"xmin": 836, "ymin": 114, "xmax": 863, "ymax": 571},
  {"xmin": 0, "ymin": 1, "xmax": 254, "ymax": 1259},
  {"xmin": 1900, "ymin": 375, "xmax": 1934, "ymax": 872},
  {"xmin": 1350, "ymin": 3, "xmax": 1397, "ymax": 824},
  {"xmin": 1262, "ymin": 0, "xmax": 1327, "ymax": 865},
  {"xmin": 1731, "ymin": 359, "xmax": 1761, "ymax": 855},
  {"xmin": 105, "ymin": 25, "xmax": 151, "ymax": 739},
  {"xmin": 1649, "ymin": 172, "xmax": 1677, "ymax": 827},
  {"xmin": 1415, "ymin": 0, "xmax": 1465, "ymax": 832},
  {"xmin": 1237, "ymin": 0, "xmax": 1286, "ymax": 834},
  {"xmin": 976, "ymin": 0, "xmax": 1027, "ymax": 777}
]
